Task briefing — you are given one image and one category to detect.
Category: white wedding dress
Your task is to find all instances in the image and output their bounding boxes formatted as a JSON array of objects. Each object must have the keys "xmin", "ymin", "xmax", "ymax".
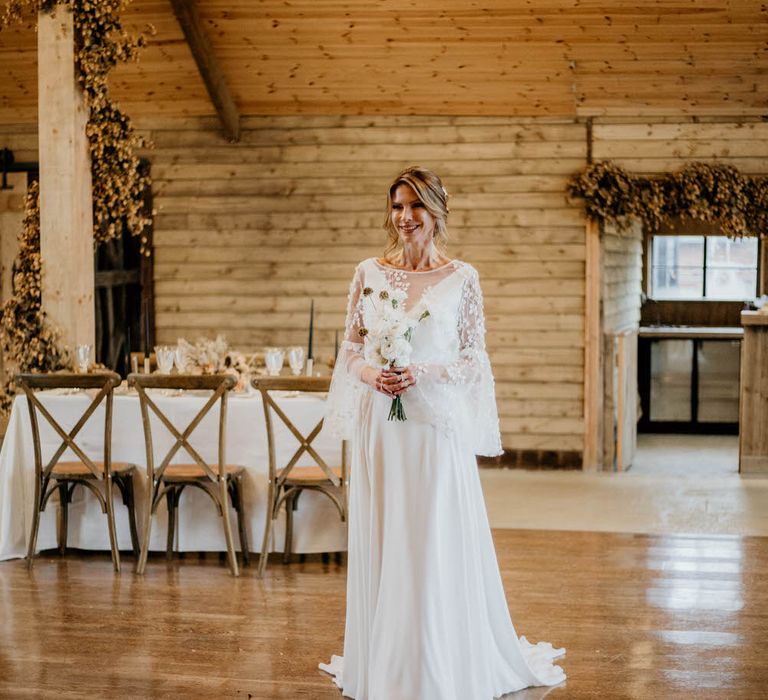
[{"xmin": 320, "ymin": 258, "xmax": 566, "ymax": 699}]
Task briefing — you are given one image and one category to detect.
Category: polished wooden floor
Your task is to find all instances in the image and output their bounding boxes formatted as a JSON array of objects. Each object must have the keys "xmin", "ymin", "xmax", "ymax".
[{"xmin": 0, "ymin": 530, "xmax": 766, "ymax": 699}]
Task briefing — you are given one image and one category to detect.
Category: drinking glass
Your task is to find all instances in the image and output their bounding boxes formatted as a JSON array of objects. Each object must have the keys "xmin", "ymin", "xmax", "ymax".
[
  {"xmin": 264, "ymin": 347, "xmax": 285, "ymax": 377},
  {"xmin": 155, "ymin": 346, "xmax": 174, "ymax": 374},
  {"xmin": 174, "ymin": 344, "xmax": 188, "ymax": 373},
  {"xmin": 75, "ymin": 344, "xmax": 92, "ymax": 373},
  {"xmin": 287, "ymin": 346, "xmax": 305, "ymax": 376}
]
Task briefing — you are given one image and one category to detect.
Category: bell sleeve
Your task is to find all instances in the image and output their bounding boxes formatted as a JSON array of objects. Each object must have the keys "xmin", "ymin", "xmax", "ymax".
[
  {"xmin": 412, "ymin": 265, "xmax": 503, "ymax": 457},
  {"xmin": 324, "ymin": 264, "xmax": 369, "ymax": 439}
]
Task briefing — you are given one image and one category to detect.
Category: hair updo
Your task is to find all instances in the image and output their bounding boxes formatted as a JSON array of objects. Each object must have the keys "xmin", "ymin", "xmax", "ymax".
[{"xmin": 382, "ymin": 166, "xmax": 450, "ymax": 261}]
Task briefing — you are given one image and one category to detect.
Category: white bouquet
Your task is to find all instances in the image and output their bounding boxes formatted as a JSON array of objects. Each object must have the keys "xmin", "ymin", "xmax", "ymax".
[{"xmin": 358, "ymin": 286, "xmax": 429, "ymax": 421}]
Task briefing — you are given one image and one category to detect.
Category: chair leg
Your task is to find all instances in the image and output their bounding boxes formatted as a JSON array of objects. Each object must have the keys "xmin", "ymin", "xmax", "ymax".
[
  {"xmin": 136, "ymin": 479, "xmax": 156, "ymax": 575},
  {"xmin": 165, "ymin": 488, "xmax": 176, "ymax": 561},
  {"xmin": 218, "ymin": 478, "xmax": 239, "ymax": 576},
  {"xmin": 230, "ymin": 475, "xmax": 250, "ymax": 567},
  {"xmin": 258, "ymin": 482, "xmax": 277, "ymax": 578},
  {"xmin": 283, "ymin": 490, "xmax": 296, "ymax": 565},
  {"xmin": 27, "ymin": 477, "xmax": 43, "ymax": 569},
  {"xmin": 57, "ymin": 482, "xmax": 69, "ymax": 556},
  {"xmin": 121, "ymin": 476, "xmax": 140, "ymax": 558},
  {"xmin": 104, "ymin": 475, "xmax": 121, "ymax": 573}
]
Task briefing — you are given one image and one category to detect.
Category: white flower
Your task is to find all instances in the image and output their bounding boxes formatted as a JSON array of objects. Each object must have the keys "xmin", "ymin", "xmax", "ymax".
[{"xmin": 364, "ymin": 343, "xmax": 389, "ymax": 368}]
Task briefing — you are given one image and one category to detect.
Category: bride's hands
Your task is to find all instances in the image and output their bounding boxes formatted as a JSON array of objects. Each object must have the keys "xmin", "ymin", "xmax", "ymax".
[
  {"xmin": 384, "ymin": 367, "xmax": 417, "ymax": 397},
  {"xmin": 363, "ymin": 366, "xmax": 417, "ymax": 397}
]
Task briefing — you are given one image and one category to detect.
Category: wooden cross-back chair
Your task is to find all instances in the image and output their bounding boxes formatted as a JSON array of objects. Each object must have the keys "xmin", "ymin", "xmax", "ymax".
[
  {"xmin": 251, "ymin": 376, "xmax": 348, "ymax": 577},
  {"xmin": 15, "ymin": 371, "xmax": 139, "ymax": 572},
  {"xmin": 128, "ymin": 373, "xmax": 249, "ymax": 576}
]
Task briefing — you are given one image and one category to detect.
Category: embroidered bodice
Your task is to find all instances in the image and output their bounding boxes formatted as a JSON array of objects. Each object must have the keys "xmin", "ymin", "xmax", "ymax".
[{"xmin": 325, "ymin": 257, "xmax": 502, "ymax": 456}]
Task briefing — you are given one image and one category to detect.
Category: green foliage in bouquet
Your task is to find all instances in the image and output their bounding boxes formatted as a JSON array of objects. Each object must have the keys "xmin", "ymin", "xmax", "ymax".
[{"xmin": 569, "ymin": 160, "xmax": 768, "ymax": 238}]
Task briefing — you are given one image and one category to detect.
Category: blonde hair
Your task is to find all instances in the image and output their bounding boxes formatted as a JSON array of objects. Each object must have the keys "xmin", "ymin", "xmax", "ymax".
[{"xmin": 382, "ymin": 166, "xmax": 450, "ymax": 262}]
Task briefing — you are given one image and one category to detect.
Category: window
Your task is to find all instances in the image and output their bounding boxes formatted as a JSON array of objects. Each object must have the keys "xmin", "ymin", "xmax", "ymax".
[{"xmin": 650, "ymin": 235, "xmax": 759, "ymax": 300}]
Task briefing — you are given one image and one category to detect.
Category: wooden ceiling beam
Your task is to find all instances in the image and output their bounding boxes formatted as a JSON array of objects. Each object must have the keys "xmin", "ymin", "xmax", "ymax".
[{"xmin": 169, "ymin": 0, "xmax": 240, "ymax": 142}]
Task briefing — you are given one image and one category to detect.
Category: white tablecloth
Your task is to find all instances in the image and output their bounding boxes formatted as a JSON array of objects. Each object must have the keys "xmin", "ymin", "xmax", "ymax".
[{"xmin": 0, "ymin": 390, "xmax": 347, "ymax": 561}]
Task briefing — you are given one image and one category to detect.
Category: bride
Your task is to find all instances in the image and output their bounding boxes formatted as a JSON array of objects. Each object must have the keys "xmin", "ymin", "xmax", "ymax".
[{"xmin": 320, "ymin": 166, "xmax": 566, "ymax": 699}]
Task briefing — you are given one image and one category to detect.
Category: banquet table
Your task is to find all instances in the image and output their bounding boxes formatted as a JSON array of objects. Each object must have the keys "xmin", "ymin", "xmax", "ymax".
[{"xmin": 0, "ymin": 388, "xmax": 347, "ymax": 561}]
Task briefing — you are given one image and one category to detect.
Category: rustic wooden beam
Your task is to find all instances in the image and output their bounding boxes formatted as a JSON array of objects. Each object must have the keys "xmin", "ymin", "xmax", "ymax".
[{"xmin": 169, "ymin": 0, "xmax": 240, "ymax": 142}]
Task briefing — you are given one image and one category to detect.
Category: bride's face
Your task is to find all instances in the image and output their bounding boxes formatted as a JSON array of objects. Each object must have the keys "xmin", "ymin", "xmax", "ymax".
[{"xmin": 390, "ymin": 184, "xmax": 436, "ymax": 246}]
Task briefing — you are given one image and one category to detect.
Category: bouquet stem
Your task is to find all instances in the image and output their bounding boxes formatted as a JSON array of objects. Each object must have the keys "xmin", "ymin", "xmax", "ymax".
[{"xmin": 388, "ymin": 395, "xmax": 406, "ymax": 421}]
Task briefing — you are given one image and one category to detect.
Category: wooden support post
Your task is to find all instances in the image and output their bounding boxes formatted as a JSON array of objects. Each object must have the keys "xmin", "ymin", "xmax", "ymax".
[
  {"xmin": 37, "ymin": 5, "xmax": 94, "ymax": 350},
  {"xmin": 583, "ymin": 217, "xmax": 603, "ymax": 471}
]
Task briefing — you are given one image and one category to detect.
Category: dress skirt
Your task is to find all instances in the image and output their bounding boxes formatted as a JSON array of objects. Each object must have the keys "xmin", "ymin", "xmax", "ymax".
[{"xmin": 320, "ymin": 391, "xmax": 566, "ymax": 700}]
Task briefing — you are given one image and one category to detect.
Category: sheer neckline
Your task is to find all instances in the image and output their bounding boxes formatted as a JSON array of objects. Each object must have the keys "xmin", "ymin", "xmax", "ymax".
[{"xmin": 373, "ymin": 258, "xmax": 457, "ymax": 274}]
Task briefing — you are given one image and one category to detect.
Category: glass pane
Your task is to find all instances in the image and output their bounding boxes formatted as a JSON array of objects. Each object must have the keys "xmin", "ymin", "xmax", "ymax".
[
  {"xmin": 697, "ymin": 340, "xmax": 740, "ymax": 423},
  {"xmin": 704, "ymin": 267, "xmax": 757, "ymax": 300},
  {"xmin": 651, "ymin": 236, "xmax": 704, "ymax": 299},
  {"xmin": 650, "ymin": 339, "xmax": 693, "ymax": 421},
  {"xmin": 705, "ymin": 236, "xmax": 758, "ymax": 300},
  {"xmin": 652, "ymin": 266, "xmax": 704, "ymax": 299}
]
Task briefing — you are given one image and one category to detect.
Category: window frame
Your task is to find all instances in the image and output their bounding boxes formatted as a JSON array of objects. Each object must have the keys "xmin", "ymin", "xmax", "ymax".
[{"xmin": 642, "ymin": 219, "xmax": 766, "ymax": 301}]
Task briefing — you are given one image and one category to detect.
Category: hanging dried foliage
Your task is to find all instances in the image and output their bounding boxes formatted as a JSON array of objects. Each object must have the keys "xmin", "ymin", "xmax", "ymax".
[
  {"xmin": 0, "ymin": 0, "xmax": 151, "ymax": 415},
  {"xmin": 0, "ymin": 183, "xmax": 69, "ymax": 413},
  {"xmin": 568, "ymin": 160, "xmax": 768, "ymax": 238},
  {"xmin": 1, "ymin": 0, "xmax": 153, "ymax": 247}
]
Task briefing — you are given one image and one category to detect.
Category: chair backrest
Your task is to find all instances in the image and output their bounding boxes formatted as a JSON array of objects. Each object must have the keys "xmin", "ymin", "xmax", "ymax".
[
  {"xmin": 251, "ymin": 376, "xmax": 348, "ymax": 488},
  {"xmin": 15, "ymin": 372, "xmax": 122, "ymax": 485},
  {"xmin": 127, "ymin": 373, "xmax": 236, "ymax": 481}
]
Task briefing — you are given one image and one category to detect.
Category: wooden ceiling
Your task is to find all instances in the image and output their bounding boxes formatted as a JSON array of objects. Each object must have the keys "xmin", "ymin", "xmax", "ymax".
[{"xmin": 1, "ymin": 0, "xmax": 767, "ymax": 124}]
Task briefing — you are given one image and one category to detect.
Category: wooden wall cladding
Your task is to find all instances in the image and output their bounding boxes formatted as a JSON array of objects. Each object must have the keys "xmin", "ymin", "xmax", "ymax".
[
  {"xmin": 3, "ymin": 114, "xmax": 766, "ymax": 455},
  {"xmin": 603, "ymin": 220, "xmax": 643, "ymax": 335},
  {"xmin": 601, "ymin": 221, "xmax": 642, "ymax": 470},
  {"xmin": 147, "ymin": 115, "xmax": 587, "ymax": 452},
  {"xmin": 591, "ymin": 121, "xmax": 768, "ymax": 176}
]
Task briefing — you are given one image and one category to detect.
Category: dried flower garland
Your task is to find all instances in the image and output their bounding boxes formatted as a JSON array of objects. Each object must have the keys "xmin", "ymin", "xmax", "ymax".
[
  {"xmin": 0, "ymin": 183, "xmax": 69, "ymax": 413},
  {"xmin": 1, "ymin": 0, "xmax": 153, "ymax": 247},
  {"xmin": 0, "ymin": 0, "xmax": 151, "ymax": 417},
  {"xmin": 568, "ymin": 161, "xmax": 768, "ymax": 238}
]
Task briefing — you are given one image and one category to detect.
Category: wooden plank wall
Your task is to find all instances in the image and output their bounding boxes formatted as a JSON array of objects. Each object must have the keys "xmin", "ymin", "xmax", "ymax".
[
  {"xmin": 601, "ymin": 219, "xmax": 642, "ymax": 470},
  {"xmin": 4, "ymin": 117, "xmax": 765, "ymax": 456},
  {"xmin": 0, "ymin": 124, "xmax": 37, "ymax": 170},
  {"xmin": 602, "ymin": 220, "xmax": 642, "ymax": 335},
  {"xmin": 591, "ymin": 120, "xmax": 768, "ymax": 178},
  {"xmin": 146, "ymin": 115, "xmax": 587, "ymax": 452}
]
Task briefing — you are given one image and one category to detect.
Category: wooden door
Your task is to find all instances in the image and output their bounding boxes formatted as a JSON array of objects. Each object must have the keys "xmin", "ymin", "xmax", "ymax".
[{"xmin": 94, "ymin": 181, "xmax": 154, "ymax": 377}]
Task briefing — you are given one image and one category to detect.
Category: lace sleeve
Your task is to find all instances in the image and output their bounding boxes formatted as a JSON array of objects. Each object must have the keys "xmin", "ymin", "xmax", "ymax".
[
  {"xmin": 324, "ymin": 264, "xmax": 368, "ymax": 439},
  {"xmin": 413, "ymin": 266, "xmax": 503, "ymax": 456}
]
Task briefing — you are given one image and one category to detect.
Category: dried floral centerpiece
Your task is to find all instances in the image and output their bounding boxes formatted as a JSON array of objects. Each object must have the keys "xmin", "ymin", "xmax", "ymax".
[{"xmin": 176, "ymin": 335, "xmax": 261, "ymax": 393}]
